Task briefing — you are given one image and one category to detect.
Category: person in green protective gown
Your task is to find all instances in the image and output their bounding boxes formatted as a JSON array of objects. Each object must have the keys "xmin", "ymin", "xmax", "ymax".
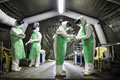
[
  {"xmin": 54, "ymin": 21, "xmax": 75, "ymax": 76},
  {"xmin": 26, "ymin": 22, "xmax": 42, "ymax": 67},
  {"xmin": 10, "ymin": 20, "xmax": 26, "ymax": 71},
  {"xmin": 75, "ymin": 16, "xmax": 96, "ymax": 76}
]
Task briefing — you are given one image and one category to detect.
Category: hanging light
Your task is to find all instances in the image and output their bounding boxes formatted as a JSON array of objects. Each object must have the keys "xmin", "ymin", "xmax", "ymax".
[{"xmin": 58, "ymin": 0, "xmax": 65, "ymax": 14}]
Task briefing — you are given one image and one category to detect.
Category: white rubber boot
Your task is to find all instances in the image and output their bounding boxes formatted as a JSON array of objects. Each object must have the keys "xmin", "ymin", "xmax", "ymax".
[
  {"xmin": 11, "ymin": 59, "xmax": 21, "ymax": 71},
  {"xmin": 17, "ymin": 67, "xmax": 22, "ymax": 70},
  {"xmin": 56, "ymin": 65, "xmax": 66, "ymax": 76},
  {"xmin": 83, "ymin": 71, "xmax": 93, "ymax": 76},
  {"xmin": 35, "ymin": 56, "xmax": 40, "ymax": 68},
  {"xmin": 83, "ymin": 63, "xmax": 93, "ymax": 76},
  {"xmin": 29, "ymin": 59, "xmax": 35, "ymax": 67}
]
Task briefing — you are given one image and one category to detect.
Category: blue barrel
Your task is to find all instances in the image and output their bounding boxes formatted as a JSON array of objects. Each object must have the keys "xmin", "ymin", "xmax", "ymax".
[
  {"xmin": 77, "ymin": 55, "xmax": 80, "ymax": 63},
  {"xmin": 40, "ymin": 53, "xmax": 42, "ymax": 63}
]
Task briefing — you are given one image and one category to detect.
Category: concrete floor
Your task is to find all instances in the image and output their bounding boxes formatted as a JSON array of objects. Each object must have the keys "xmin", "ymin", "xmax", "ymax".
[{"xmin": 0, "ymin": 60, "xmax": 119, "ymax": 80}]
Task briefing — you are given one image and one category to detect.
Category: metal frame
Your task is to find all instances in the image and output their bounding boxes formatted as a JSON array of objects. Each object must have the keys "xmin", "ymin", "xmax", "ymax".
[
  {"xmin": 0, "ymin": 42, "xmax": 3, "ymax": 74},
  {"xmin": 98, "ymin": 42, "xmax": 120, "ymax": 70}
]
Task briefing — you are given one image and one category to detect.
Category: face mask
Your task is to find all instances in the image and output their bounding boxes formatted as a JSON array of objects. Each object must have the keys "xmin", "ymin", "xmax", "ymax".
[
  {"xmin": 36, "ymin": 27, "xmax": 39, "ymax": 32},
  {"xmin": 33, "ymin": 27, "xmax": 39, "ymax": 32}
]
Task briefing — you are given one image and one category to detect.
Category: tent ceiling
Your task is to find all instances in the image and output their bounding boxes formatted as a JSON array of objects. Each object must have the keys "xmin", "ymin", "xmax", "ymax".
[
  {"xmin": 66, "ymin": 0, "xmax": 120, "ymax": 22},
  {"xmin": 0, "ymin": 0, "xmax": 120, "ymax": 22},
  {"xmin": 0, "ymin": 0, "xmax": 57, "ymax": 19}
]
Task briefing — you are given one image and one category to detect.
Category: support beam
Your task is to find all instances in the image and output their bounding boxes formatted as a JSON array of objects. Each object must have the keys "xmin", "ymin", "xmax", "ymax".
[
  {"xmin": 94, "ymin": 23, "xmax": 107, "ymax": 44},
  {"xmin": 0, "ymin": 9, "xmax": 28, "ymax": 33},
  {"xmin": 23, "ymin": 11, "xmax": 59, "ymax": 32},
  {"xmin": 0, "ymin": 9, "xmax": 16, "ymax": 26},
  {"xmin": 23, "ymin": 11, "xmax": 59, "ymax": 24}
]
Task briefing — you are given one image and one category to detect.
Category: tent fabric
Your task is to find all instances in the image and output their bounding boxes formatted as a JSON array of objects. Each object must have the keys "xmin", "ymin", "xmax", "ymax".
[
  {"xmin": 67, "ymin": 0, "xmax": 120, "ymax": 22},
  {"xmin": 0, "ymin": 0, "xmax": 120, "ymax": 21},
  {"xmin": 0, "ymin": 0, "xmax": 120, "ymax": 61}
]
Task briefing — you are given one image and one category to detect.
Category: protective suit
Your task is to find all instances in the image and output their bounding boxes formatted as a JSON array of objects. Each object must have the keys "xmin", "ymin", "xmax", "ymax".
[
  {"xmin": 75, "ymin": 16, "xmax": 96, "ymax": 76},
  {"xmin": 26, "ymin": 24, "xmax": 42, "ymax": 67},
  {"xmin": 10, "ymin": 20, "xmax": 26, "ymax": 71},
  {"xmin": 54, "ymin": 21, "xmax": 74, "ymax": 76}
]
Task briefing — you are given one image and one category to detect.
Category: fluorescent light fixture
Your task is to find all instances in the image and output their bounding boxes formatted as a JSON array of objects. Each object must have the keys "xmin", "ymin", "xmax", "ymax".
[{"xmin": 58, "ymin": 0, "xmax": 65, "ymax": 14}]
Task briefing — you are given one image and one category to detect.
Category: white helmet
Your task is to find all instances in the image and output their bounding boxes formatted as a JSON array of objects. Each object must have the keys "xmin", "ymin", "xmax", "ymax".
[
  {"xmin": 61, "ymin": 21, "xmax": 72, "ymax": 31},
  {"xmin": 62, "ymin": 21, "xmax": 72, "ymax": 27},
  {"xmin": 75, "ymin": 16, "xmax": 86, "ymax": 25},
  {"xmin": 62, "ymin": 21, "xmax": 68, "ymax": 28}
]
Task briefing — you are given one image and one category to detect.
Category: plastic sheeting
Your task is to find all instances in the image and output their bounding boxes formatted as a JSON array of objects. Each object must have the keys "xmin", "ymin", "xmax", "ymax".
[
  {"xmin": 66, "ymin": 0, "xmax": 120, "ymax": 22},
  {"xmin": 0, "ymin": 0, "xmax": 120, "ymax": 61},
  {"xmin": 102, "ymin": 17, "xmax": 120, "ymax": 62},
  {"xmin": 0, "ymin": 23, "xmax": 11, "ymax": 49}
]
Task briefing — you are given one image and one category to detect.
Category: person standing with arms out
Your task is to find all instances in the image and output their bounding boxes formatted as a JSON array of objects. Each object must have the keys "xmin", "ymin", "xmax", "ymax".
[
  {"xmin": 54, "ymin": 21, "xmax": 75, "ymax": 76},
  {"xmin": 75, "ymin": 16, "xmax": 96, "ymax": 76},
  {"xmin": 10, "ymin": 20, "xmax": 26, "ymax": 71},
  {"xmin": 26, "ymin": 22, "xmax": 42, "ymax": 67}
]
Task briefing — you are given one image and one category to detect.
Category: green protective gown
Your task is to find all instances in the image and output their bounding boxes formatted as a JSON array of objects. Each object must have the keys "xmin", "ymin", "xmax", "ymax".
[
  {"xmin": 10, "ymin": 27, "xmax": 26, "ymax": 60},
  {"xmin": 56, "ymin": 26, "xmax": 68, "ymax": 65},
  {"xmin": 81, "ymin": 22, "xmax": 94, "ymax": 63},
  {"xmin": 29, "ymin": 32, "xmax": 41, "ymax": 60}
]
